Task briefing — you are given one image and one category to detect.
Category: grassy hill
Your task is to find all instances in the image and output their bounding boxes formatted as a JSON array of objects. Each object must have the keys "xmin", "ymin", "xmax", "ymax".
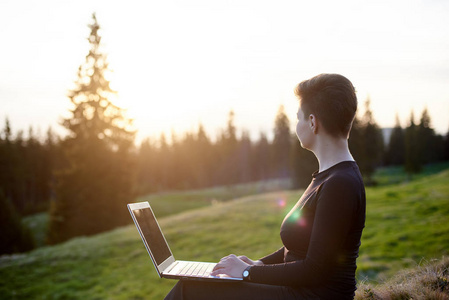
[
  {"xmin": 1, "ymin": 169, "xmax": 449, "ymax": 299},
  {"xmin": 358, "ymin": 168, "xmax": 449, "ymax": 281}
]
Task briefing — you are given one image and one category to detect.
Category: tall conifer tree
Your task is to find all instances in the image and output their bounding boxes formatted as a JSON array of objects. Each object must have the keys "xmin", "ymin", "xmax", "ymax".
[
  {"xmin": 417, "ymin": 108, "xmax": 441, "ymax": 163},
  {"xmin": 385, "ymin": 114, "xmax": 405, "ymax": 165},
  {"xmin": 349, "ymin": 98, "xmax": 383, "ymax": 184},
  {"xmin": 272, "ymin": 105, "xmax": 291, "ymax": 178},
  {"xmin": 405, "ymin": 111, "xmax": 422, "ymax": 176},
  {"xmin": 252, "ymin": 132, "xmax": 271, "ymax": 181},
  {"xmin": 217, "ymin": 110, "xmax": 239, "ymax": 184},
  {"xmin": 47, "ymin": 14, "xmax": 135, "ymax": 244},
  {"xmin": 194, "ymin": 124, "xmax": 213, "ymax": 187},
  {"xmin": 348, "ymin": 116, "xmax": 364, "ymax": 164}
]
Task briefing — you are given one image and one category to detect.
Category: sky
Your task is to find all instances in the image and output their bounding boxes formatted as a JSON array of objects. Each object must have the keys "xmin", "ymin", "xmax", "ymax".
[{"xmin": 1, "ymin": 0, "xmax": 448, "ymax": 143}]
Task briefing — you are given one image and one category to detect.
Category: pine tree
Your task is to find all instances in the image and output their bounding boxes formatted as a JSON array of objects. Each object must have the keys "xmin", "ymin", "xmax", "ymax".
[
  {"xmin": 24, "ymin": 127, "xmax": 40, "ymax": 213},
  {"xmin": 47, "ymin": 14, "xmax": 135, "ymax": 244},
  {"xmin": 417, "ymin": 108, "xmax": 442, "ymax": 163},
  {"xmin": 0, "ymin": 119, "xmax": 14, "ymax": 208},
  {"xmin": 252, "ymin": 132, "xmax": 271, "ymax": 181},
  {"xmin": 136, "ymin": 138, "xmax": 157, "ymax": 194},
  {"xmin": 237, "ymin": 130, "xmax": 252, "ymax": 183},
  {"xmin": 43, "ymin": 126, "xmax": 59, "ymax": 208},
  {"xmin": 404, "ymin": 111, "xmax": 422, "ymax": 176},
  {"xmin": 291, "ymin": 134, "xmax": 318, "ymax": 189},
  {"xmin": 348, "ymin": 116, "xmax": 364, "ymax": 164},
  {"xmin": 157, "ymin": 133, "xmax": 171, "ymax": 189},
  {"xmin": 194, "ymin": 124, "xmax": 213, "ymax": 187},
  {"xmin": 216, "ymin": 110, "xmax": 239, "ymax": 185},
  {"xmin": 351, "ymin": 98, "xmax": 384, "ymax": 185},
  {"xmin": 385, "ymin": 114, "xmax": 405, "ymax": 166},
  {"xmin": 0, "ymin": 119, "xmax": 28, "ymax": 214},
  {"xmin": 272, "ymin": 105, "xmax": 291, "ymax": 178},
  {"xmin": 0, "ymin": 120, "xmax": 54, "ymax": 215}
]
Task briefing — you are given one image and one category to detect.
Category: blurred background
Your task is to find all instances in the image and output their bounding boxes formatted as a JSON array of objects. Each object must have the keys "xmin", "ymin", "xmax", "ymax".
[{"xmin": 1, "ymin": 1, "xmax": 449, "ymax": 299}]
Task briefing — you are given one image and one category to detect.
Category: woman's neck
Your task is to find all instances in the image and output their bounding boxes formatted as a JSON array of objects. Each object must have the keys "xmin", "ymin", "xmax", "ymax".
[{"xmin": 312, "ymin": 135, "xmax": 354, "ymax": 172}]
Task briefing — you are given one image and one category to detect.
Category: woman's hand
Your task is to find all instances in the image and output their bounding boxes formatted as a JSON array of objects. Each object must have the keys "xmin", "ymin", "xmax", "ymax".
[
  {"xmin": 210, "ymin": 254, "xmax": 249, "ymax": 278},
  {"xmin": 237, "ymin": 255, "xmax": 264, "ymax": 266}
]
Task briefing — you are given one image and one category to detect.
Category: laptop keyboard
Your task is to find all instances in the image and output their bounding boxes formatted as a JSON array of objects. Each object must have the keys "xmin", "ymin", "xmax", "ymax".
[{"xmin": 173, "ymin": 262, "xmax": 215, "ymax": 277}]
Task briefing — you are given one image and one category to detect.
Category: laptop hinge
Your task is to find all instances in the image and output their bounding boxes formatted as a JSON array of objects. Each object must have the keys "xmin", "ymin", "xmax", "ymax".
[{"xmin": 164, "ymin": 261, "xmax": 179, "ymax": 274}]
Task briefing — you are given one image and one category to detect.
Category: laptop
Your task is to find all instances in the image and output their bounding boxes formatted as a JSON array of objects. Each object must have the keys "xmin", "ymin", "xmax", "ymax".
[{"xmin": 127, "ymin": 201, "xmax": 243, "ymax": 281}]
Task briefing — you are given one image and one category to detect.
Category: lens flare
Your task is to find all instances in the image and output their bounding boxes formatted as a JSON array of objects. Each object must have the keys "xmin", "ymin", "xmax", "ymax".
[
  {"xmin": 290, "ymin": 210, "xmax": 301, "ymax": 221},
  {"xmin": 288, "ymin": 210, "xmax": 306, "ymax": 227},
  {"xmin": 298, "ymin": 218, "xmax": 307, "ymax": 227},
  {"xmin": 277, "ymin": 198, "xmax": 286, "ymax": 208}
]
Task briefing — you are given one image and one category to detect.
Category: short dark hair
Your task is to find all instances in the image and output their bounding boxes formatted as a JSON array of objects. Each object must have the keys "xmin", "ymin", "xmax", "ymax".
[{"xmin": 294, "ymin": 73, "xmax": 357, "ymax": 138}]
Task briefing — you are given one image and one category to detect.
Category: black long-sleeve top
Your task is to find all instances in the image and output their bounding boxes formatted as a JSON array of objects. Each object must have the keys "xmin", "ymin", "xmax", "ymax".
[{"xmin": 249, "ymin": 161, "xmax": 366, "ymax": 299}]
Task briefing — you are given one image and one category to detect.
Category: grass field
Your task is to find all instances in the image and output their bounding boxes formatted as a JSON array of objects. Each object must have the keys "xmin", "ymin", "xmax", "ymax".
[
  {"xmin": 358, "ymin": 167, "xmax": 449, "ymax": 281},
  {"xmin": 1, "ymin": 165, "xmax": 449, "ymax": 299}
]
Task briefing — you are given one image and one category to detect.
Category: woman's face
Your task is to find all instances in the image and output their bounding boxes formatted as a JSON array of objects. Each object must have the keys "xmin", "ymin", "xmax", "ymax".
[{"xmin": 296, "ymin": 104, "xmax": 314, "ymax": 150}]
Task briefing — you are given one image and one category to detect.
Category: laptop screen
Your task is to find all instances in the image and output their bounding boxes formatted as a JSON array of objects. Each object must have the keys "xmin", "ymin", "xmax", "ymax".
[{"xmin": 133, "ymin": 207, "xmax": 172, "ymax": 265}]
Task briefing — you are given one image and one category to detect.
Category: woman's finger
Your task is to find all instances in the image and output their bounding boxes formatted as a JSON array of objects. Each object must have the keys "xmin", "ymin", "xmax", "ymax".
[
  {"xmin": 212, "ymin": 260, "xmax": 229, "ymax": 271},
  {"xmin": 238, "ymin": 255, "xmax": 251, "ymax": 264},
  {"xmin": 211, "ymin": 264, "xmax": 228, "ymax": 276}
]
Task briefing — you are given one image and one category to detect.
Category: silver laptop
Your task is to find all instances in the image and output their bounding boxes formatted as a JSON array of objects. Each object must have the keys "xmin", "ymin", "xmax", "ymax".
[{"xmin": 127, "ymin": 201, "xmax": 243, "ymax": 281}]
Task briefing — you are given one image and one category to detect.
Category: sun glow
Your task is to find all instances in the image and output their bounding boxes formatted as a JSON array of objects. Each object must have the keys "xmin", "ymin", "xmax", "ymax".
[
  {"xmin": 111, "ymin": 74, "xmax": 215, "ymax": 142},
  {"xmin": 102, "ymin": 0, "xmax": 449, "ymax": 142}
]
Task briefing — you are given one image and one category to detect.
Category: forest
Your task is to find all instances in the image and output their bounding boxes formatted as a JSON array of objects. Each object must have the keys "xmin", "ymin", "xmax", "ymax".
[{"xmin": 1, "ymin": 14, "xmax": 449, "ymax": 255}]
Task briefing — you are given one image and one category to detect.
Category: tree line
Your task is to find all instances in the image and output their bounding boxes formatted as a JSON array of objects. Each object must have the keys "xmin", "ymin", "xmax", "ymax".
[
  {"xmin": 1, "ymin": 14, "xmax": 449, "ymax": 254},
  {"xmin": 2, "ymin": 96, "xmax": 448, "ymax": 254}
]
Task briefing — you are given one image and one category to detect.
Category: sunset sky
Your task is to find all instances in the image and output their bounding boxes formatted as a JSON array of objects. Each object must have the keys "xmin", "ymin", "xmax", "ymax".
[{"xmin": 1, "ymin": 0, "xmax": 448, "ymax": 143}]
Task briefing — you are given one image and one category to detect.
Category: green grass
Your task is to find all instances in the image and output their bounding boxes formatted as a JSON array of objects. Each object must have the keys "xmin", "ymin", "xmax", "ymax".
[
  {"xmin": 1, "ymin": 191, "xmax": 298, "ymax": 299},
  {"xmin": 359, "ymin": 169, "xmax": 449, "ymax": 281},
  {"xmin": 20, "ymin": 178, "xmax": 290, "ymax": 249},
  {"xmin": 139, "ymin": 178, "xmax": 291, "ymax": 218},
  {"xmin": 2, "ymin": 167, "xmax": 449, "ymax": 299}
]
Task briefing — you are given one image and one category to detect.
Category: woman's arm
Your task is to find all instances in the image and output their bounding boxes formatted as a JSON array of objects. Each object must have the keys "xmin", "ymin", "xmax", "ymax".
[
  {"xmin": 238, "ymin": 255, "xmax": 264, "ymax": 266},
  {"xmin": 259, "ymin": 247, "xmax": 285, "ymax": 264}
]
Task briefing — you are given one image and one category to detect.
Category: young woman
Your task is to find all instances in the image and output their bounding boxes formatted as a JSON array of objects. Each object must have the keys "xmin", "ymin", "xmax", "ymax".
[{"xmin": 165, "ymin": 73, "xmax": 366, "ymax": 300}]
